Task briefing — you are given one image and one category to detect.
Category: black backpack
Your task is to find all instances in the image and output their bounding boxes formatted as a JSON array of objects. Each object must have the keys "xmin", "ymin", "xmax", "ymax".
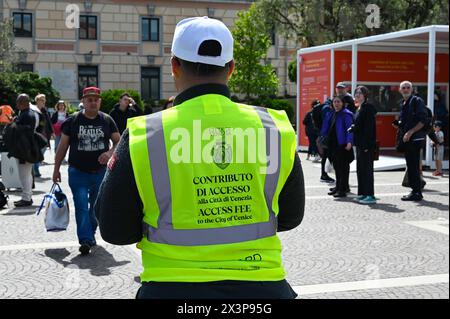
[
  {"xmin": 312, "ymin": 103, "xmax": 324, "ymax": 131},
  {"xmin": 423, "ymin": 107, "xmax": 433, "ymax": 133},
  {"xmin": 410, "ymin": 96, "xmax": 432, "ymax": 133},
  {"xmin": 0, "ymin": 190, "xmax": 8, "ymax": 209}
]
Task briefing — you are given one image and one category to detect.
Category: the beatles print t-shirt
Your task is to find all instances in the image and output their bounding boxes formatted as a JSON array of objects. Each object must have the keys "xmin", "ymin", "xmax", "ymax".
[{"xmin": 62, "ymin": 111, "xmax": 118, "ymax": 173}]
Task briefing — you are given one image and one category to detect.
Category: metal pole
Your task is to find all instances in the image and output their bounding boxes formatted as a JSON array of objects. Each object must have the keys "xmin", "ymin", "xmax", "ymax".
[
  {"xmin": 296, "ymin": 52, "xmax": 301, "ymax": 151},
  {"xmin": 351, "ymin": 44, "xmax": 358, "ymax": 96},
  {"xmin": 330, "ymin": 49, "xmax": 335, "ymax": 99},
  {"xmin": 426, "ymin": 27, "xmax": 436, "ymax": 168}
]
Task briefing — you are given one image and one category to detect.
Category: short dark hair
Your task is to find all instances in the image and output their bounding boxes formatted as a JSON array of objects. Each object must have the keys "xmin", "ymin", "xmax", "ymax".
[
  {"xmin": 355, "ymin": 85, "xmax": 369, "ymax": 99},
  {"xmin": 311, "ymin": 99, "xmax": 321, "ymax": 108},
  {"xmin": 332, "ymin": 95, "xmax": 345, "ymax": 104},
  {"xmin": 175, "ymin": 40, "xmax": 231, "ymax": 77},
  {"xmin": 120, "ymin": 92, "xmax": 130, "ymax": 100}
]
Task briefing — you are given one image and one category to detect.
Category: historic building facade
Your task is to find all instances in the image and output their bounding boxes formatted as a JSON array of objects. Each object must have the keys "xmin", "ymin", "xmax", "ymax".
[{"xmin": 1, "ymin": 0, "xmax": 297, "ymax": 104}]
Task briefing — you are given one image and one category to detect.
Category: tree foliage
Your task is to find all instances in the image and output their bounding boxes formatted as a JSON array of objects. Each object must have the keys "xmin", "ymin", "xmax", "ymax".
[
  {"xmin": 229, "ymin": 4, "xmax": 279, "ymax": 102},
  {"xmin": 256, "ymin": 0, "xmax": 449, "ymax": 46},
  {"xmin": 0, "ymin": 19, "xmax": 22, "ymax": 73},
  {"xmin": 288, "ymin": 59, "xmax": 297, "ymax": 83},
  {"xmin": 99, "ymin": 89, "xmax": 144, "ymax": 114},
  {"xmin": 0, "ymin": 72, "xmax": 60, "ymax": 108}
]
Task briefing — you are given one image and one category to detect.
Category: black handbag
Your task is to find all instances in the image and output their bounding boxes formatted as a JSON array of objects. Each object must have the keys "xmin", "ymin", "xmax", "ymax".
[
  {"xmin": 374, "ymin": 140, "xmax": 380, "ymax": 161},
  {"xmin": 320, "ymin": 113, "xmax": 337, "ymax": 150},
  {"xmin": 320, "ymin": 135, "xmax": 329, "ymax": 149},
  {"xmin": 0, "ymin": 190, "xmax": 8, "ymax": 209},
  {"xmin": 396, "ymin": 129, "xmax": 406, "ymax": 153}
]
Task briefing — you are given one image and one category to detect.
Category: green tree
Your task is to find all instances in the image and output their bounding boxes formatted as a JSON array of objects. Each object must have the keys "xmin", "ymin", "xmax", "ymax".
[
  {"xmin": 288, "ymin": 59, "xmax": 297, "ymax": 83},
  {"xmin": 229, "ymin": 4, "xmax": 279, "ymax": 103},
  {"xmin": 100, "ymin": 89, "xmax": 144, "ymax": 113},
  {"xmin": 256, "ymin": 0, "xmax": 449, "ymax": 46},
  {"xmin": 0, "ymin": 72, "xmax": 61, "ymax": 108},
  {"xmin": 0, "ymin": 19, "xmax": 21, "ymax": 73}
]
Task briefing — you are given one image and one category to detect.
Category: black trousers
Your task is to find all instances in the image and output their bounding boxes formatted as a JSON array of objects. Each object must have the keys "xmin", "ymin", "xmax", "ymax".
[
  {"xmin": 307, "ymin": 133, "xmax": 318, "ymax": 155},
  {"xmin": 321, "ymin": 149, "xmax": 330, "ymax": 177},
  {"xmin": 136, "ymin": 280, "xmax": 298, "ymax": 299},
  {"xmin": 356, "ymin": 147, "xmax": 375, "ymax": 196},
  {"xmin": 332, "ymin": 148, "xmax": 351, "ymax": 193},
  {"xmin": 404, "ymin": 141, "xmax": 423, "ymax": 194}
]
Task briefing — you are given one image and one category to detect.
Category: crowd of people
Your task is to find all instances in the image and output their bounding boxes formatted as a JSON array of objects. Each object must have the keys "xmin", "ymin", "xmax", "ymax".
[
  {"xmin": 303, "ymin": 81, "xmax": 447, "ymax": 204},
  {"xmin": 0, "ymin": 87, "xmax": 177, "ymax": 254}
]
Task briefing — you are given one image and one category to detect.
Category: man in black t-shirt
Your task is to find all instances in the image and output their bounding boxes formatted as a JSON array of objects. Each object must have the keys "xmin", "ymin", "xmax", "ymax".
[{"xmin": 53, "ymin": 87, "xmax": 120, "ymax": 255}]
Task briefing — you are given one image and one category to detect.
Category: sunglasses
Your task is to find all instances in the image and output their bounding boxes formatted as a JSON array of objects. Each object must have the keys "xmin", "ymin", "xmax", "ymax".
[{"xmin": 401, "ymin": 86, "xmax": 411, "ymax": 89}]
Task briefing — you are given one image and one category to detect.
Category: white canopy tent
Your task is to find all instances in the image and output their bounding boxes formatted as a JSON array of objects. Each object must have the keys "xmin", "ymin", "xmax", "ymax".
[{"xmin": 297, "ymin": 25, "xmax": 449, "ymax": 168}]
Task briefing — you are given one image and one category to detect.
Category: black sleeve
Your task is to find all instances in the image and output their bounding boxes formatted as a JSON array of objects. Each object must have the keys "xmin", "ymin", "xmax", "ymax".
[
  {"xmin": 61, "ymin": 115, "xmax": 74, "ymax": 136},
  {"xmin": 45, "ymin": 112, "xmax": 54, "ymax": 134},
  {"xmin": 365, "ymin": 115, "xmax": 375, "ymax": 149},
  {"xmin": 17, "ymin": 111, "xmax": 36, "ymax": 129},
  {"xmin": 51, "ymin": 112, "xmax": 57, "ymax": 124},
  {"xmin": 94, "ymin": 129, "xmax": 144, "ymax": 245},
  {"xmin": 359, "ymin": 108, "xmax": 370, "ymax": 150},
  {"xmin": 106, "ymin": 113, "xmax": 119, "ymax": 134},
  {"xmin": 414, "ymin": 98, "xmax": 428, "ymax": 125},
  {"xmin": 302, "ymin": 113, "xmax": 308, "ymax": 125},
  {"xmin": 133, "ymin": 105, "xmax": 143, "ymax": 116},
  {"xmin": 277, "ymin": 154, "xmax": 305, "ymax": 232}
]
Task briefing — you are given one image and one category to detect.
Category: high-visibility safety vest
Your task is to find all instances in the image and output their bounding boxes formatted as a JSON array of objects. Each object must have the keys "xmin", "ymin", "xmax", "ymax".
[{"xmin": 128, "ymin": 93, "xmax": 296, "ymax": 282}]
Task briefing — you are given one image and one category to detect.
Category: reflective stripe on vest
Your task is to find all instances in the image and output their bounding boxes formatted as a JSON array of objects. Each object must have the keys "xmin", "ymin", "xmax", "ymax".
[{"xmin": 142, "ymin": 105, "xmax": 281, "ymax": 246}]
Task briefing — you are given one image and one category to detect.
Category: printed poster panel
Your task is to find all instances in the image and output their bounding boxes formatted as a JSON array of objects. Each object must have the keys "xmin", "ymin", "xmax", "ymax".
[
  {"xmin": 298, "ymin": 50, "xmax": 331, "ymax": 147},
  {"xmin": 334, "ymin": 51, "xmax": 449, "ymax": 84}
]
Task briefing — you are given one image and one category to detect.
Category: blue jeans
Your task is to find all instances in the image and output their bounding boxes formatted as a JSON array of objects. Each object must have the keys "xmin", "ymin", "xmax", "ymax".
[
  {"xmin": 54, "ymin": 135, "xmax": 61, "ymax": 152},
  {"xmin": 68, "ymin": 166, "xmax": 106, "ymax": 245},
  {"xmin": 33, "ymin": 147, "xmax": 47, "ymax": 176}
]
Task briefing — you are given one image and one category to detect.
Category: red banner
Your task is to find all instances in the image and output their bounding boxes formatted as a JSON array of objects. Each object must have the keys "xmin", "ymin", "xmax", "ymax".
[
  {"xmin": 334, "ymin": 51, "xmax": 449, "ymax": 84},
  {"xmin": 298, "ymin": 51, "xmax": 331, "ymax": 147}
]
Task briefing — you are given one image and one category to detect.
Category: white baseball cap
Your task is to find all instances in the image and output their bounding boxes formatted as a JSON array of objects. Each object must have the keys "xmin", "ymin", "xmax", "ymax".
[{"xmin": 171, "ymin": 16, "xmax": 233, "ymax": 67}]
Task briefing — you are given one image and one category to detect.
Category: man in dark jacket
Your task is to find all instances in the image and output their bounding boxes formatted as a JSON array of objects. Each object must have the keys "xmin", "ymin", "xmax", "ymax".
[
  {"xmin": 109, "ymin": 93, "xmax": 141, "ymax": 135},
  {"xmin": 397, "ymin": 81, "xmax": 428, "ymax": 201},
  {"xmin": 303, "ymin": 100, "xmax": 320, "ymax": 160},
  {"xmin": 13, "ymin": 94, "xmax": 38, "ymax": 207},
  {"xmin": 312, "ymin": 98, "xmax": 335, "ymax": 183},
  {"xmin": 336, "ymin": 82, "xmax": 356, "ymax": 114}
]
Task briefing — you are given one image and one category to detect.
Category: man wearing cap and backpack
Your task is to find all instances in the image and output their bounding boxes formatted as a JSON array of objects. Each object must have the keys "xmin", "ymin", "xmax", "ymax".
[
  {"xmin": 53, "ymin": 87, "xmax": 120, "ymax": 255},
  {"xmin": 336, "ymin": 82, "xmax": 356, "ymax": 114},
  {"xmin": 95, "ymin": 17, "xmax": 305, "ymax": 299}
]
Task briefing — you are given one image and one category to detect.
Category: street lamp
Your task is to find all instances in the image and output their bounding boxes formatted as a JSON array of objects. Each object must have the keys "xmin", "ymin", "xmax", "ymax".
[
  {"xmin": 18, "ymin": 51, "xmax": 28, "ymax": 63},
  {"xmin": 147, "ymin": 4, "xmax": 155, "ymax": 16},
  {"xmin": 18, "ymin": 0, "xmax": 27, "ymax": 10},
  {"xmin": 84, "ymin": 0, "xmax": 93, "ymax": 12},
  {"xmin": 84, "ymin": 51, "xmax": 93, "ymax": 64},
  {"xmin": 147, "ymin": 55, "xmax": 155, "ymax": 65}
]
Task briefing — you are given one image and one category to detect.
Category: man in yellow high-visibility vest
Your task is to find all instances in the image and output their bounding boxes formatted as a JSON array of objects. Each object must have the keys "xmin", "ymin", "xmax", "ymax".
[{"xmin": 95, "ymin": 16, "xmax": 305, "ymax": 299}]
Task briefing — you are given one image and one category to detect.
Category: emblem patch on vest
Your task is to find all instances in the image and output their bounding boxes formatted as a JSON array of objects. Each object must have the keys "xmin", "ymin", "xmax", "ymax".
[{"xmin": 211, "ymin": 128, "xmax": 232, "ymax": 170}]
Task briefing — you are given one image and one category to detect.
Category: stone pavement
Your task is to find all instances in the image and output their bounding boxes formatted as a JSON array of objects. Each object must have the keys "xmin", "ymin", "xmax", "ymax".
[{"xmin": 0, "ymin": 144, "xmax": 448, "ymax": 299}]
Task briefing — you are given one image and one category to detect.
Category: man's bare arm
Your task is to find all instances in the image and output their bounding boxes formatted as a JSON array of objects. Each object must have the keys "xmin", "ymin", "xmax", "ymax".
[{"xmin": 53, "ymin": 134, "xmax": 70, "ymax": 183}]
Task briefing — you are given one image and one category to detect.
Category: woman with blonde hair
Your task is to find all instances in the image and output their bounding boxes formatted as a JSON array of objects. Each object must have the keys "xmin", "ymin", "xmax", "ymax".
[{"xmin": 51, "ymin": 100, "xmax": 68, "ymax": 152}]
